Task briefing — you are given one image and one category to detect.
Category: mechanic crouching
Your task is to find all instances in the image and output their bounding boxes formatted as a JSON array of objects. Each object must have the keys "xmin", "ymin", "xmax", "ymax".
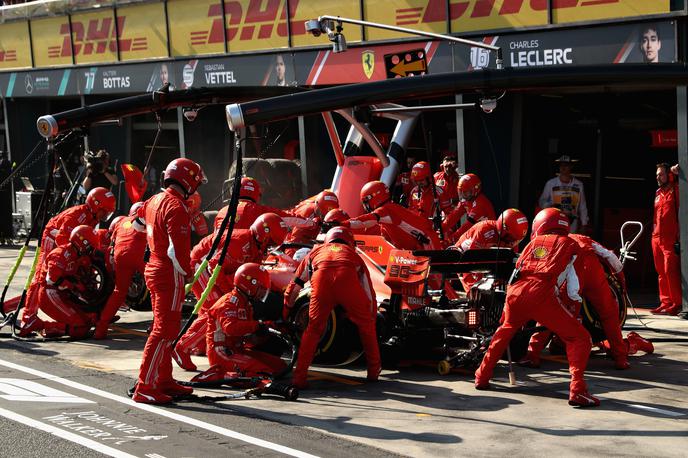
[
  {"xmin": 32, "ymin": 225, "xmax": 101, "ymax": 339},
  {"xmin": 475, "ymin": 208, "xmax": 599, "ymax": 407},
  {"xmin": 284, "ymin": 226, "xmax": 381, "ymax": 389},
  {"xmin": 193, "ymin": 263, "xmax": 287, "ymax": 383}
]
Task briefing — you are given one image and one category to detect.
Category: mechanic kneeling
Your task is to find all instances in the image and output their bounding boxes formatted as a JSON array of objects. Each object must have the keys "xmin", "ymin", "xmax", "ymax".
[
  {"xmin": 284, "ymin": 226, "xmax": 381, "ymax": 389},
  {"xmin": 475, "ymin": 208, "xmax": 599, "ymax": 407},
  {"xmin": 33, "ymin": 225, "xmax": 101, "ymax": 339},
  {"xmin": 192, "ymin": 263, "xmax": 286, "ymax": 383}
]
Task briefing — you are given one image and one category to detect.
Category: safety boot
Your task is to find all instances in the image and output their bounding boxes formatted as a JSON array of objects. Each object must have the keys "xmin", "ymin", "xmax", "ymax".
[
  {"xmin": 172, "ymin": 346, "xmax": 197, "ymax": 371},
  {"xmin": 17, "ymin": 315, "xmax": 44, "ymax": 337},
  {"xmin": 132, "ymin": 384, "xmax": 174, "ymax": 404},
  {"xmin": 159, "ymin": 380, "xmax": 193, "ymax": 397},
  {"xmin": 627, "ymin": 332, "xmax": 654, "ymax": 355},
  {"xmin": 661, "ymin": 304, "xmax": 681, "ymax": 316},
  {"xmin": 650, "ymin": 304, "xmax": 671, "ymax": 315},
  {"xmin": 568, "ymin": 391, "xmax": 600, "ymax": 407}
]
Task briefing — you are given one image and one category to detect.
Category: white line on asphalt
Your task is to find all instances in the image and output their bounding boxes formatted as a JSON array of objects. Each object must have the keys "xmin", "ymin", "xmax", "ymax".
[
  {"xmin": 0, "ymin": 406, "xmax": 138, "ymax": 458},
  {"xmin": 624, "ymin": 403, "xmax": 685, "ymax": 418},
  {"xmin": 555, "ymin": 391, "xmax": 685, "ymax": 417},
  {"xmin": 0, "ymin": 359, "xmax": 319, "ymax": 458}
]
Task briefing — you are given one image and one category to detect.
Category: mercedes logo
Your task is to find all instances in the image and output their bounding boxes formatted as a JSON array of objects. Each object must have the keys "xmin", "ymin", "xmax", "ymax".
[{"xmin": 24, "ymin": 74, "xmax": 33, "ymax": 94}]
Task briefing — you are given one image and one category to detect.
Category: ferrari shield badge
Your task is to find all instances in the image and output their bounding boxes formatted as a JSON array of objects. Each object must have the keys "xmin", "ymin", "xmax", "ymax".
[{"xmin": 362, "ymin": 50, "xmax": 375, "ymax": 79}]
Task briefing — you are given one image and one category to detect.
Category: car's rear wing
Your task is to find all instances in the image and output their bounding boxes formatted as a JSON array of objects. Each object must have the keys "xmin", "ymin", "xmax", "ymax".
[{"xmin": 413, "ymin": 248, "xmax": 516, "ymax": 280}]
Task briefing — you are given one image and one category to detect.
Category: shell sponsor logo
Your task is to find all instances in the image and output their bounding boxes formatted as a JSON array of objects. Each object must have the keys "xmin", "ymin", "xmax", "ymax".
[
  {"xmin": 390, "ymin": 255, "xmax": 418, "ymax": 265},
  {"xmin": 533, "ymin": 246, "xmax": 549, "ymax": 259}
]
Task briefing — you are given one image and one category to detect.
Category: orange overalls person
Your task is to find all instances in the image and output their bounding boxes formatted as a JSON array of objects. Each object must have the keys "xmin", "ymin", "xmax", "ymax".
[
  {"xmin": 651, "ymin": 163, "xmax": 681, "ymax": 315},
  {"xmin": 33, "ymin": 225, "xmax": 101, "ymax": 339},
  {"xmin": 475, "ymin": 208, "xmax": 600, "ymax": 407},
  {"xmin": 442, "ymin": 173, "xmax": 496, "ymax": 244},
  {"xmin": 455, "ymin": 209, "xmax": 529, "ymax": 291},
  {"xmin": 173, "ymin": 213, "xmax": 288, "ymax": 370},
  {"xmin": 520, "ymin": 228, "xmax": 630, "ymax": 369},
  {"xmin": 194, "ymin": 263, "xmax": 286, "ymax": 382},
  {"xmin": 346, "ymin": 181, "xmax": 442, "ymax": 250},
  {"xmin": 406, "ymin": 161, "xmax": 451, "ymax": 219},
  {"xmin": 434, "ymin": 154, "xmax": 460, "ymax": 207},
  {"xmin": 284, "ymin": 226, "xmax": 381, "ymax": 389},
  {"xmin": 95, "ymin": 205, "xmax": 147, "ymax": 339},
  {"xmin": 133, "ymin": 158, "xmax": 206, "ymax": 405},
  {"xmin": 19, "ymin": 187, "xmax": 116, "ymax": 336}
]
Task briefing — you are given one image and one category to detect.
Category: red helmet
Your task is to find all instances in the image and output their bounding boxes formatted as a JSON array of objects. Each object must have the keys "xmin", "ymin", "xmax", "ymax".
[
  {"xmin": 128, "ymin": 201, "xmax": 144, "ymax": 217},
  {"xmin": 496, "ymin": 209, "xmax": 529, "ymax": 244},
  {"xmin": 163, "ymin": 158, "xmax": 207, "ymax": 196},
  {"xmin": 186, "ymin": 192, "xmax": 202, "ymax": 213},
  {"xmin": 250, "ymin": 213, "xmax": 288, "ymax": 249},
  {"xmin": 411, "ymin": 161, "xmax": 431, "ymax": 184},
  {"xmin": 234, "ymin": 262, "xmax": 271, "ymax": 302},
  {"xmin": 70, "ymin": 225, "xmax": 99, "ymax": 254},
  {"xmin": 360, "ymin": 181, "xmax": 390, "ymax": 212},
  {"xmin": 86, "ymin": 187, "xmax": 116, "ymax": 220},
  {"xmin": 108, "ymin": 215, "xmax": 125, "ymax": 234},
  {"xmin": 239, "ymin": 177, "xmax": 261, "ymax": 202},
  {"xmin": 315, "ymin": 190, "xmax": 339, "ymax": 216},
  {"xmin": 532, "ymin": 208, "xmax": 570, "ymax": 237},
  {"xmin": 324, "ymin": 226, "xmax": 355, "ymax": 247},
  {"xmin": 458, "ymin": 173, "xmax": 482, "ymax": 201},
  {"xmin": 323, "ymin": 208, "xmax": 349, "ymax": 225}
]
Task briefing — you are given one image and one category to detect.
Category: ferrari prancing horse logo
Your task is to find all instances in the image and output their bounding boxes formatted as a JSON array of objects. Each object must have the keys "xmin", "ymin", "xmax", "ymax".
[{"xmin": 362, "ymin": 50, "xmax": 375, "ymax": 79}]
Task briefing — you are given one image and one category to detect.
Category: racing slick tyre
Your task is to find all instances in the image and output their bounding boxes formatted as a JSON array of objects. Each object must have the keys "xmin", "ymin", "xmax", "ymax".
[
  {"xmin": 72, "ymin": 258, "xmax": 114, "ymax": 313},
  {"xmin": 126, "ymin": 271, "xmax": 151, "ymax": 311},
  {"xmin": 290, "ymin": 295, "xmax": 363, "ymax": 366},
  {"xmin": 581, "ymin": 271, "xmax": 628, "ymax": 343}
]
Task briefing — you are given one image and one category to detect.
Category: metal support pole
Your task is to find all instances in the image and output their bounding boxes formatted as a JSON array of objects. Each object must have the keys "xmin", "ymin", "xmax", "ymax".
[
  {"xmin": 2, "ymin": 97, "xmax": 15, "ymax": 213},
  {"xmin": 676, "ymin": 86, "xmax": 688, "ymax": 317},
  {"xmin": 80, "ymin": 95, "xmax": 89, "ymax": 154},
  {"xmin": 454, "ymin": 94, "xmax": 466, "ymax": 174},
  {"xmin": 177, "ymin": 107, "xmax": 186, "ymax": 157},
  {"xmin": 297, "ymin": 116, "xmax": 308, "ymax": 197}
]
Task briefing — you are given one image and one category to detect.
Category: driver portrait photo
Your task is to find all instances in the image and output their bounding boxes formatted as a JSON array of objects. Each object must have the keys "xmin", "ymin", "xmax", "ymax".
[
  {"xmin": 640, "ymin": 25, "xmax": 661, "ymax": 63},
  {"xmin": 263, "ymin": 54, "xmax": 293, "ymax": 86}
]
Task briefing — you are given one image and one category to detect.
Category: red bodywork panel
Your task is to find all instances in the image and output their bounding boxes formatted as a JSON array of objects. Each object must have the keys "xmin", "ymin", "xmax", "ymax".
[
  {"xmin": 384, "ymin": 249, "xmax": 431, "ymax": 311},
  {"xmin": 337, "ymin": 156, "xmax": 383, "ymax": 218}
]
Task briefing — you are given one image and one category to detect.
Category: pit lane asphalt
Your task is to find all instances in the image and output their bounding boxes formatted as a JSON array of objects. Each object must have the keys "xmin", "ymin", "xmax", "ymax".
[{"xmin": 1, "ymin": 244, "xmax": 687, "ymax": 457}]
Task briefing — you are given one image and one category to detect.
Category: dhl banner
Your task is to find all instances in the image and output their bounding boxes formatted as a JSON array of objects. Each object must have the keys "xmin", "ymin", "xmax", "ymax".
[
  {"xmin": 31, "ymin": 16, "xmax": 72, "ymax": 67},
  {"xmin": 70, "ymin": 9, "xmax": 118, "ymax": 64},
  {"xmin": 167, "ymin": 0, "xmax": 225, "ymax": 57},
  {"xmin": 118, "ymin": 2, "xmax": 168, "ymax": 61},
  {"xmin": 0, "ymin": 21, "xmax": 31, "ymax": 70}
]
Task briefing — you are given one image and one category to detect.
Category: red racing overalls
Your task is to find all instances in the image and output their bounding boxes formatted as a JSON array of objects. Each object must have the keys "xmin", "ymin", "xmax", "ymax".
[
  {"xmin": 475, "ymin": 234, "xmax": 593, "ymax": 397},
  {"xmin": 96, "ymin": 215, "xmax": 147, "ymax": 338},
  {"xmin": 136, "ymin": 188, "xmax": 191, "ymax": 393},
  {"xmin": 286, "ymin": 242, "xmax": 381, "ymax": 387},
  {"xmin": 347, "ymin": 202, "xmax": 442, "ymax": 250},
  {"xmin": 526, "ymin": 234, "xmax": 627, "ymax": 365},
  {"xmin": 652, "ymin": 180, "xmax": 681, "ymax": 312},
  {"xmin": 35, "ymin": 244, "xmax": 95, "ymax": 338},
  {"xmin": 442, "ymin": 193, "xmax": 496, "ymax": 244},
  {"xmin": 23, "ymin": 204, "xmax": 97, "ymax": 325}
]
